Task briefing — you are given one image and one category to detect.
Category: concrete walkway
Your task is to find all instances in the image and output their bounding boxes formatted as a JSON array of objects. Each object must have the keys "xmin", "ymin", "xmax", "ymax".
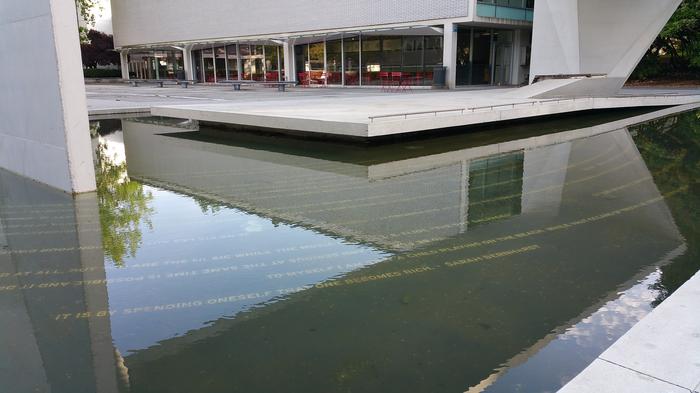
[
  {"xmin": 559, "ymin": 271, "xmax": 700, "ymax": 393},
  {"xmin": 86, "ymin": 83, "xmax": 434, "ymax": 116}
]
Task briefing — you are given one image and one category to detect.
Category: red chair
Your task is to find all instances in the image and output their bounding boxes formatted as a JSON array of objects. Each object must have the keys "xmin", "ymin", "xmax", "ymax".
[
  {"xmin": 298, "ymin": 72, "xmax": 310, "ymax": 87},
  {"xmin": 391, "ymin": 72, "xmax": 409, "ymax": 92},
  {"xmin": 379, "ymin": 71, "xmax": 391, "ymax": 91}
]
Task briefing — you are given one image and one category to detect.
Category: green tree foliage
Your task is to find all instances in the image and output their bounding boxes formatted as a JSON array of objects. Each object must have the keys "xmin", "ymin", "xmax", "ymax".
[
  {"xmin": 75, "ymin": 0, "xmax": 100, "ymax": 43},
  {"xmin": 92, "ymin": 124, "xmax": 155, "ymax": 267},
  {"xmin": 81, "ymin": 29, "xmax": 120, "ymax": 68},
  {"xmin": 633, "ymin": 0, "xmax": 700, "ymax": 80}
]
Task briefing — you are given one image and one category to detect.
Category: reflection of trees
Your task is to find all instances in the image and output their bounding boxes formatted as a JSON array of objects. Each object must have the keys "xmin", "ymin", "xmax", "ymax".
[
  {"xmin": 630, "ymin": 111, "xmax": 700, "ymax": 306},
  {"xmin": 93, "ymin": 125, "xmax": 154, "ymax": 267}
]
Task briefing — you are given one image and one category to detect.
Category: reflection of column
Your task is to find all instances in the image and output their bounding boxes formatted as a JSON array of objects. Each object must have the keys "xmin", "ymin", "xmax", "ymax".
[
  {"xmin": 443, "ymin": 22, "xmax": 458, "ymax": 89},
  {"xmin": 0, "ymin": 212, "xmax": 51, "ymax": 392},
  {"xmin": 283, "ymin": 40, "xmax": 295, "ymax": 82},
  {"xmin": 521, "ymin": 142, "xmax": 572, "ymax": 215},
  {"xmin": 0, "ymin": 170, "xmax": 120, "ymax": 393},
  {"xmin": 459, "ymin": 160, "xmax": 470, "ymax": 233},
  {"xmin": 120, "ymin": 51, "xmax": 130, "ymax": 80},
  {"xmin": 76, "ymin": 193, "xmax": 121, "ymax": 393}
]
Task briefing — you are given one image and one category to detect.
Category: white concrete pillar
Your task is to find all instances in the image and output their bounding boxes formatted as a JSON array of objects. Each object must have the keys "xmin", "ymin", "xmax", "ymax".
[
  {"xmin": 0, "ymin": 0, "xmax": 96, "ymax": 193},
  {"xmin": 183, "ymin": 46, "xmax": 195, "ymax": 81},
  {"xmin": 529, "ymin": 0, "xmax": 681, "ymax": 96},
  {"xmin": 443, "ymin": 22, "xmax": 458, "ymax": 89},
  {"xmin": 120, "ymin": 51, "xmax": 129, "ymax": 80},
  {"xmin": 283, "ymin": 40, "xmax": 295, "ymax": 81}
]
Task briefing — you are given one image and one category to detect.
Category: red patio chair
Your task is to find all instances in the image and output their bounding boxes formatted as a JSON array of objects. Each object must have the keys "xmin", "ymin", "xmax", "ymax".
[
  {"xmin": 379, "ymin": 71, "xmax": 391, "ymax": 91},
  {"xmin": 298, "ymin": 72, "xmax": 310, "ymax": 87}
]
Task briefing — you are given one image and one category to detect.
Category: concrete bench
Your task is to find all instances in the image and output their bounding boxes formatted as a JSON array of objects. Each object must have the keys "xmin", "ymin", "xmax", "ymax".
[
  {"xmin": 127, "ymin": 79, "xmax": 196, "ymax": 88},
  {"xmin": 219, "ymin": 80, "xmax": 298, "ymax": 92}
]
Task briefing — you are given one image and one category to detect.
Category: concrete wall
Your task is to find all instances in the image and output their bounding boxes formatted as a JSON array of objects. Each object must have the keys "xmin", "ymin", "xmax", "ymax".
[
  {"xmin": 528, "ymin": 0, "xmax": 681, "ymax": 97},
  {"xmin": 111, "ymin": 0, "xmax": 469, "ymax": 47},
  {"xmin": 0, "ymin": 0, "xmax": 96, "ymax": 193}
]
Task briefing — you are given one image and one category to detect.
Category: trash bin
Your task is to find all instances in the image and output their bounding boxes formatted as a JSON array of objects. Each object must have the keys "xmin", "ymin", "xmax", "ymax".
[
  {"xmin": 176, "ymin": 70, "xmax": 186, "ymax": 81},
  {"xmin": 432, "ymin": 66, "xmax": 447, "ymax": 88}
]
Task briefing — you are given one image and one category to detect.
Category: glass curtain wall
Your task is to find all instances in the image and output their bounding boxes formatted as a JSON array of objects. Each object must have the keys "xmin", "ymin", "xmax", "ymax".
[
  {"xmin": 128, "ymin": 50, "xmax": 183, "ymax": 80},
  {"xmin": 191, "ymin": 43, "xmax": 283, "ymax": 83},
  {"xmin": 294, "ymin": 34, "xmax": 443, "ymax": 87}
]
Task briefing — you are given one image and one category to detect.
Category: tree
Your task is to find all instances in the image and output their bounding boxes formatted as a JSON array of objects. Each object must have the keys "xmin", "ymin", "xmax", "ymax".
[
  {"xmin": 81, "ymin": 30, "xmax": 120, "ymax": 67},
  {"xmin": 634, "ymin": 0, "xmax": 700, "ymax": 79},
  {"xmin": 75, "ymin": 0, "xmax": 101, "ymax": 43}
]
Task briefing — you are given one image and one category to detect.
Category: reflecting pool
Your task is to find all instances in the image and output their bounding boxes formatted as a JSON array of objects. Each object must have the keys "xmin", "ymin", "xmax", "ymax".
[{"xmin": 1, "ymin": 108, "xmax": 699, "ymax": 393}]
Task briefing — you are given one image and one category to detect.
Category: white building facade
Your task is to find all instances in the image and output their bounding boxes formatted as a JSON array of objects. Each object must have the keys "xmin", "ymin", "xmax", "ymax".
[{"xmin": 111, "ymin": 0, "xmax": 534, "ymax": 88}]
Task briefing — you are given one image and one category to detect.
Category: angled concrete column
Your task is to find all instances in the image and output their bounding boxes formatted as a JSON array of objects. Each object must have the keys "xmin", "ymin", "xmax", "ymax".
[
  {"xmin": 525, "ymin": 0, "xmax": 682, "ymax": 98},
  {"xmin": 120, "ymin": 51, "xmax": 129, "ymax": 80},
  {"xmin": 443, "ymin": 22, "xmax": 458, "ymax": 89},
  {"xmin": 183, "ymin": 46, "xmax": 195, "ymax": 81},
  {"xmin": 283, "ymin": 41, "xmax": 295, "ymax": 82},
  {"xmin": 0, "ymin": 0, "xmax": 96, "ymax": 193}
]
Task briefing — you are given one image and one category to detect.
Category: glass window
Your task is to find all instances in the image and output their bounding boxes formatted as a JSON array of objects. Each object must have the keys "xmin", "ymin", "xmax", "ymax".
[
  {"xmin": 343, "ymin": 35, "xmax": 360, "ymax": 86},
  {"xmin": 326, "ymin": 39, "xmax": 342, "ymax": 85},
  {"xmin": 294, "ymin": 44, "xmax": 309, "ymax": 83},
  {"xmin": 215, "ymin": 46, "xmax": 226, "ymax": 81},
  {"xmin": 361, "ymin": 36, "xmax": 382, "ymax": 85},
  {"xmin": 193, "ymin": 50, "xmax": 203, "ymax": 82},
  {"xmin": 226, "ymin": 45, "xmax": 238, "ymax": 80},
  {"xmin": 250, "ymin": 45, "xmax": 264, "ymax": 81},
  {"xmin": 382, "ymin": 37, "xmax": 402, "ymax": 73},
  {"xmin": 202, "ymin": 47, "xmax": 215, "ymax": 83},
  {"xmin": 264, "ymin": 45, "xmax": 279, "ymax": 81},
  {"xmin": 309, "ymin": 42, "xmax": 325, "ymax": 85},
  {"xmin": 471, "ymin": 30, "xmax": 492, "ymax": 85},
  {"xmin": 240, "ymin": 44, "xmax": 252, "ymax": 80}
]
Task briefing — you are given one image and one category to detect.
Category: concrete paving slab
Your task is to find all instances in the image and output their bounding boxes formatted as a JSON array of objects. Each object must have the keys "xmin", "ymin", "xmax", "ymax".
[
  {"xmin": 559, "ymin": 359, "xmax": 690, "ymax": 393},
  {"xmin": 149, "ymin": 88, "xmax": 700, "ymax": 138},
  {"xmin": 599, "ymin": 271, "xmax": 700, "ymax": 390}
]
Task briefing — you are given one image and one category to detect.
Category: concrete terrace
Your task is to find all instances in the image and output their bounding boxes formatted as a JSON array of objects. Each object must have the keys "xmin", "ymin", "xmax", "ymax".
[{"xmin": 86, "ymin": 84, "xmax": 700, "ymax": 138}]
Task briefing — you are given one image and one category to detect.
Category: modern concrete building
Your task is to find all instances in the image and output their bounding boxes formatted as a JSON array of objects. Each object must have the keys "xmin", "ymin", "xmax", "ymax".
[
  {"xmin": 112, "ymin": 0, "xmax": 684, "ymax": 97},
  {"xmin": 111, "ymin": 0, "xmax": 535, "ymax": 89}
]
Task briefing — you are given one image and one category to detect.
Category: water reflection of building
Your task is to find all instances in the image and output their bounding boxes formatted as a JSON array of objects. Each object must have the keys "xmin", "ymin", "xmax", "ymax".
[
  {"xmin": 115, "ymin": 115, "xmax": 684, "ymax": 393},
  {"xmin": 123, "ymin": 119, "xmax": 576, "ymax": 251},
  {"xmin": 0, "ymin": 170, "xmax": 122, "ymax": 393}
]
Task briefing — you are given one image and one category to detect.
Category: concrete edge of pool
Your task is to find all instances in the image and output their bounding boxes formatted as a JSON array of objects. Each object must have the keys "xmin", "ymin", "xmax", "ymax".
[
  {"xmin": 558, "ymin": 270, "xmax": 700, "ymax": 393},
  {"xmin": 149, "ymin": 94, "xmax": 700, "ymax": 139}
]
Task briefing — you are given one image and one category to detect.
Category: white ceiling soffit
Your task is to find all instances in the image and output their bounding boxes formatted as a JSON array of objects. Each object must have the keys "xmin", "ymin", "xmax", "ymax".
[{"xmin": 289, "ymin": 25, "xmax": 444, "ymax": 44}]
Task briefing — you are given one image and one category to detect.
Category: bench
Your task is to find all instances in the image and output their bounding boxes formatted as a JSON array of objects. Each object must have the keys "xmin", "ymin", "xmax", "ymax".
[
  {"xmin": 218, "ymin": 80, "xmax": 298, "ymax": 92},
  {"xmin": 127, "ymin": 79, "xmax": 197, "ymax": 88}
]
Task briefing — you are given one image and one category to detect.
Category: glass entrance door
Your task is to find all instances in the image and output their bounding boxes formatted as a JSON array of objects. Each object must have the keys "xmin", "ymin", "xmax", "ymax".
[
  {"xmin": 494, "ymin": 43, "xmax": 512, "ymax": 86},
  {"xmin": 471, "ymin": 30, "xmax": 492, "ymax": 85}
]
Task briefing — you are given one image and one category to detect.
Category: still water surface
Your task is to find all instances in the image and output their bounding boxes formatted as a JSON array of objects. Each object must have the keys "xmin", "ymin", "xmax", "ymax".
[{"xmin": 1, "ymin": 109, "xmax": 699, "ymax": 393}]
